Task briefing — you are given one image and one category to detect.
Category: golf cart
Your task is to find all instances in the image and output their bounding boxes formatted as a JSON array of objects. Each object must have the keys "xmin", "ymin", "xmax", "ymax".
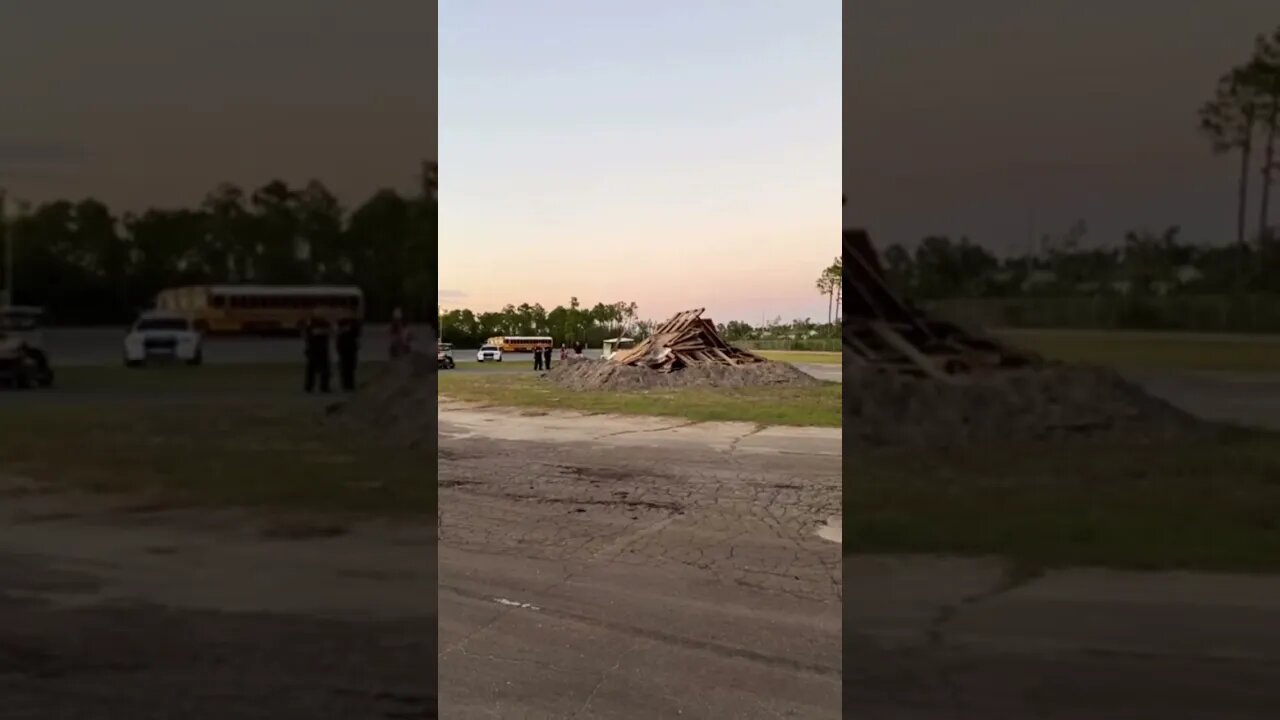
[
  {"xmin": 601, "ymin": 337, "xmax": 636, "ymax": 361},
  {"xmin": 0, "ymin": 306, "xmax": 54, "ymax": 389},
  {"xmin": 437, "ymin": 341, "xmax": 455, "ymax": 369}
]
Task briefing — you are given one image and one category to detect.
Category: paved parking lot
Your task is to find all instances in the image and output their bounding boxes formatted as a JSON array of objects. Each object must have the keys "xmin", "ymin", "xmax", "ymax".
[
  {"xmin": 45, "ymin": 324, "xmax": 431, "ymax": 367},
  {"xmin": 438, "ymin": 403, "xmax": 842, "ymax": 718},
  {"xmin": 0, "ymin": 487, "xmax": 437, "ymax": 719}
]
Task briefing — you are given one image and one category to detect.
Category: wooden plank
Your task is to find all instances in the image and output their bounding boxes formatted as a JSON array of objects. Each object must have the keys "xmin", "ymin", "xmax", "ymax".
[{"xmin": 868, "ymin": 321, "xmax": 955, "ymax": 383}]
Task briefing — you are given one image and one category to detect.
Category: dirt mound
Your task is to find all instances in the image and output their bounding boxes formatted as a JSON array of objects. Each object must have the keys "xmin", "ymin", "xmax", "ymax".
[
  {"xmin": 843, "ymin": 360, "xmax": 1213, "ymax": 447},
  {"xmin": 325, "ymin": 352, "xmax": 435, "ymax": 446},
  {"xmin": 547, "ymin": 358, "xmax": 823, "ymax": 391}
]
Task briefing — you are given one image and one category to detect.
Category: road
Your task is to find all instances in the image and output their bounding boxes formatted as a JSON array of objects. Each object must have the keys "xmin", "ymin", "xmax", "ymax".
[
  {"xmin": 438, "ymin": 402, "xmax": 842, "ymax": 718},
  {"xmin": 41, "ymin": 328, "xmax": 1280, "ymax": 427},
  {"xmin": 45, "ymin": 324, "xmax": 433, "ymax": 367},
  {"xmin": 846, "ymin": 556, "xmax": 1280, "ymax": 718},
  {"xmin": 0, "ymin": 483, "xmax": 437, "ymax": 719},
  {"xmin": 10, "ymin": 343, "xmax": 1280, "ymax": 717},
  {"xmin": 1127, "ymin": 369, "xmax": 1280, "ymax": 430},
  {"xmin": 449, "ymin": 347, "xmax": 604, "ymax": 363},
  {"xmin": 994, "ymin": 327, "xmax": 1280, "ymax": 344}
]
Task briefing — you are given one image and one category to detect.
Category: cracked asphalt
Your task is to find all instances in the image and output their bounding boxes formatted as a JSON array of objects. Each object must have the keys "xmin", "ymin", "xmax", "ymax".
[
  {"xmin": 437, "ymin": 402, "xmax": 842, "ymax": 718},
  {"xmin": 0, "ymin": 489, "xmax": 437, "ymax": 719},
  {"xmin": 846, "ymin": 546, "xmax": 1280, "ymax": 718}
]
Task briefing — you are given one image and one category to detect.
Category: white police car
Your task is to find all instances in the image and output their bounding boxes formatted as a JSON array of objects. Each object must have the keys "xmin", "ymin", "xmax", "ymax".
[
  {"xmin": 476, "ymin": 344, "xmax": 502, "ymax": 362},
  {"xmin": 123, "ymin": 311, "xmax": 204, "ymax": 367}
]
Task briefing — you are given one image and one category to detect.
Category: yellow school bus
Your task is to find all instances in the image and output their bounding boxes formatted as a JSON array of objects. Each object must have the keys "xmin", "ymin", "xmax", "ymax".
[
  {"xmin": 155, "ymin": 285, "xmax": 364, "ymax": 334},
  {"xmin": 486, "ymin": 335, "xmax": 553, "ymax": 353}
]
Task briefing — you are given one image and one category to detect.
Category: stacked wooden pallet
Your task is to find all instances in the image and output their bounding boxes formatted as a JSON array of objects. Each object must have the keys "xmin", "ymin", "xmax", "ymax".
[
  {"xmin": 843, "ymin": 229, "xmax": 1040, "ymax": 380},
  {"xmin": 608, "ymin": 308, "xmax": 766, "ymax": 372}
]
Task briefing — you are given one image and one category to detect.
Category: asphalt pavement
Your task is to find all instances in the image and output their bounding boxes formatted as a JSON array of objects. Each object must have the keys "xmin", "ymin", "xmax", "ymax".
[
  {"xmin": 45, "ymin": 324, "xmax": 432, "ymax": 367},
  {"xmin": 846, "ymin": 556, "xmax": 1280, "ymax": 718},
  {"xmin": 438, "ymin": 404, "xmax": 842, "ymax": 718},
  {"xmin": 0, "ymin": 489, "xmax": 437, "ymax": 719},
  {"xmin": 1126, "ymin": 369, "xmax": 1280, "ymax": 430}
]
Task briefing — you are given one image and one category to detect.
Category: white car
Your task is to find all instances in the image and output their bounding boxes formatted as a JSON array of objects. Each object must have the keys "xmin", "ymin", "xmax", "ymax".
[
  {"xmin": 124, "ymin": 312, "xmax": 204, "ymax": 367},
  {"xmin": 476, "ymin": 344, "xmax": 502, "ymax": 362}
]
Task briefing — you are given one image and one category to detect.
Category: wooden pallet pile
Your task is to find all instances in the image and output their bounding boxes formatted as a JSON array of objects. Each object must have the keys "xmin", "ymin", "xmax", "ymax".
[
  {"xmin": 844, "ymin": 229, "xmax": 1041, "ymax": 380},
  {"xmin": 608, "ymin": 308, "xmax": 766, "ymax": 372}
]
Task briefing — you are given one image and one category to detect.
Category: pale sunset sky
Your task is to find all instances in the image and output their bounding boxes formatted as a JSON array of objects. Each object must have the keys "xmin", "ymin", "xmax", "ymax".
[{"xmin": 438, "ymin": 0, "xmax": 840, "ymax": 325}]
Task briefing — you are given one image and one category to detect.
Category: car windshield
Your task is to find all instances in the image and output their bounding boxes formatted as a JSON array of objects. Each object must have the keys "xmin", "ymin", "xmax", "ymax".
[
  {"xmin": 135, "ymin": 319, "xmax": 189, "ymax": 331},
  {"xmin": 480, "ymin": 346, "xmax": 497, "ymax": 351}
]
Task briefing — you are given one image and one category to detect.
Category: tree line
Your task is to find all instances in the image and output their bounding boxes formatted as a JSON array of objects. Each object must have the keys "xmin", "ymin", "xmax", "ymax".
[
  {"xmin": 876, "ymin": 225, "xmax": 1280, "ymax": 301},
  {"xmin": 0, "ymin": 161, "xmax": 438, "ymax": 325},
  {"xmin": 814, "ymin": 256, "xmax": 843, "ymax": 323},
  {"xmin": 1198, "ymin": 24, "xmax": 1280, "ymax": 248},
  {"xmin": 440, "ymin": 298, "xmax": 640, "ymax": 349},
  {"xmin": 440, "ymin": 298, "xmax": 843, "ymax": 349},
  {"xmin": 872, "ymin": 25, "xmax": 1280, "ymax": 305}
]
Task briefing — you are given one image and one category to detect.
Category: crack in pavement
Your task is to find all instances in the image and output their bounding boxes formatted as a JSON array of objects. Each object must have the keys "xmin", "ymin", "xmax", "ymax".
[
  {"xmin": 921, "ymin": 563, "xmax": 1043, "ymax": 714},
  {"xmin": 496, "ymin": 493, "xmax": 684, "ymax": 514},
  {"xmin": 438, "ymin": 429, "xmax": 840, "ymax": 716},
  {"xmin": 567, "ymin": 640, "xmax": 647, "ymax": 719},
  {"xmin": 439, "ymin": 582, "xmax": 839, "ymax": 677},
  {"xmin": 727, "ymin": 424, "xmax": 766, "ymax": 453},
  {"xmin": 593, "ymin": 420, "xmax": 701, "ymax": 440},
  {"xmin": 926, "ymin": 565, "xmax": 1041, "ymax": 648},
  {"xmin": 457, "ymin": 646, "xmax": 576, "ymax": 675}
]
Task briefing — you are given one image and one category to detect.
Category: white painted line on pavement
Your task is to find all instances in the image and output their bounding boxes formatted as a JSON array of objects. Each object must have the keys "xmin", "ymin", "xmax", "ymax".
[{"xmin": 493, "ymin": 597, "xmax": 541, "ymax": 611}]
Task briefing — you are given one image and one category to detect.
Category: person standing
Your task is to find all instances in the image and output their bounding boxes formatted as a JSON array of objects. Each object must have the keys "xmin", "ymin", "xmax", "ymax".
[
  {"xmin": 303, "ymin": 315, "xmax": 332, "ymax": 393},
  {"xmin": 389, "ymin": 307, "xmax": 409, "ymax": 359},
  {"xmin": 336, "ymin": 318, "xmax": 361, "ymax": 391},
  {"xmin": 543, "ymin": 344, "xmax": 553, "ymax": 371},
  {"xmin": 533, "ymin": 344, "xmax": 544, "ymax": 371}
]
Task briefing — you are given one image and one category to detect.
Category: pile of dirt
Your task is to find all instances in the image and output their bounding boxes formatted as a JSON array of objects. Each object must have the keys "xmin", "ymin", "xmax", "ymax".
[
  {"xmin": 325, "ymin": 351, "xmax": 435, "ymax": 446},
  {"xmin": 843, "ymin": 360, "xmax": 1214, "ymax": 447},
  {"xmin": 547, "ymin": 358, "xmax": 823, "ymax": 391}
]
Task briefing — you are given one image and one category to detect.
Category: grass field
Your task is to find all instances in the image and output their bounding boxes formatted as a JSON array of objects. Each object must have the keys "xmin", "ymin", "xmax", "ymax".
[
  {"xmin": 54, "ymin": 363, "xmax": 318, "ymax": 392},
  {"xmin": 845, "ymin": 429, "xmax": 1280, "ymax": 573},
  {"xmin": 0, "ymin": 364, "xmax": 434, "ymax": 516},
  {"xmin": 438, "ymin": 372, "xmax": 841, "ymax": 427},
  {"xmin": 995, "ymin": 328, "xmax": 1280, "ymax": 373},
  {"xmin": 756, "ymin": 350, "xmax": 841, "ymax": 365}
]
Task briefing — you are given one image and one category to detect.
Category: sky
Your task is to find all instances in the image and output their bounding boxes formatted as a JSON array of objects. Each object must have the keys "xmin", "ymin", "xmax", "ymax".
[
  {"xmin": 849, "ymin": 0, "xmax": 1280, "ymax": 255},
  {"xmin": 0, "ymin": 1, "xmax": 435, "ymax": 211},
  {"xmin": 439, "ymin": 0, "xmax": 842, "ymax": 325}
]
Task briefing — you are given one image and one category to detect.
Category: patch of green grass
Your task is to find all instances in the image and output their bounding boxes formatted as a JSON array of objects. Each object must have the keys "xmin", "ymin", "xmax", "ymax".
[
  {"xmin": 756, "ymin": 350, "xmax": 842, "ymax": 365},
  {"xmin": 1, "ymin": 365, "xmax": 432, "ymax": 516},
  {"xmin": 439, "ymin": 373, "xmax": 841, "ymax": 427},
  {"xmin": 993, "ymin": 329, "xmax": 1280, "ymax": 373},
  {"xmin": 844, "ymin": 430, "xmax": 1280, "ymax": 573}
]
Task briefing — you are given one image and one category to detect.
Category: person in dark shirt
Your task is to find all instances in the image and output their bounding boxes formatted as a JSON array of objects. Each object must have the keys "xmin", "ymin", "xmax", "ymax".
[
  {"xmin": 335, "ymin": 318, "xmax": 361, "ymax": 391},
  {"xmin": 533, "ymin": 344, "xmax": 544, "ymax": 371},
  {"xmin": 389, "ymin": 307, "xmax": 410, "ymax": 359},
  {"xmin": 303, "ymin": 316, "xmax": 332, "ymax": 393},
  {"xmin": 543, "ymin": 344, "xmax": 553, "ymax": 370}
]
